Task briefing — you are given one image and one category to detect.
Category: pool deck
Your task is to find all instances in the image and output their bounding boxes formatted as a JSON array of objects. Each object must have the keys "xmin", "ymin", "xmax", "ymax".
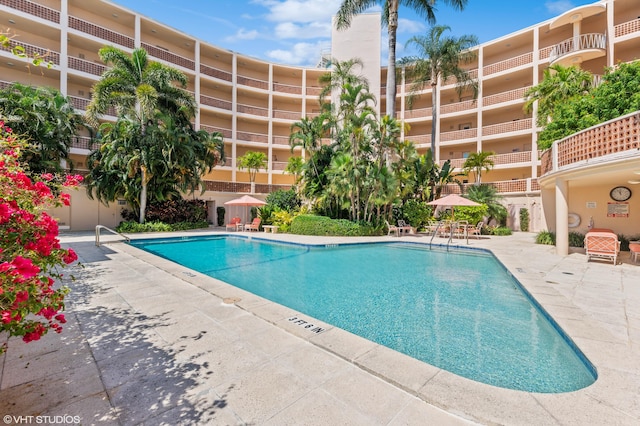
[{"xmin": 1, "ymin": 229, "xmax": 639, "ymax": 425}]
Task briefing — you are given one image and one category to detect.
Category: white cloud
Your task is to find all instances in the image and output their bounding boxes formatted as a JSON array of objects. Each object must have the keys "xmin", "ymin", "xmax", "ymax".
[
  {"xmin": 225, "ymin": 28, "xmax": 261, "ymax": 42},
  {"xmin": 544, "ymin": 1, "xmax": 576, "ymax": 14},
  {"xmin": 274, "ymin": 21, "xmax": 332, "ymax": 39},
  {"xmin": 266, "ymin": 40, "xmax": 331, "ymax": 66},
  {"xmin": 397, "ymin": 17, "xmax": 426, "ymax": 35},
  {"xmin": 254, "ymin": 0, "xmax": 342, "ymax": 23}
]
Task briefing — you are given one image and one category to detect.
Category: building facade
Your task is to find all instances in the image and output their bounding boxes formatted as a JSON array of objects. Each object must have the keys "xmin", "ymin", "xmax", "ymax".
[{"xmin": 0, "ymin": 0, "xmax": 638, "ymax": 232}]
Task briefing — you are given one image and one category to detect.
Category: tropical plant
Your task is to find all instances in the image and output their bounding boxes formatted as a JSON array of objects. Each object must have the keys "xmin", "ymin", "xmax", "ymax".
[
  {"xmin": 265, "ymin": 189, "xmax": 301, "ymax": 212},
  {"xmin": 523, "ymin": 64, "xmax": 594, "ymax": 127},
  {"xmin": 86, "ymin": 46, "xmax": 199, "ymax": 223},
  {"xmin": 1, "ymin": 121, "xmax": 80, "ymax": 353},
  {"xmin": 335, "ymin": 0, "xmax": 469, "ymax": 118},
  {"xmin": 0, "ymin": 82, "xmax": 86, "ymax": 175},
  {"xmin": 401, "ymin": 25, "xmax": 478, "ymax": 155},
  {"xmin": 535, "ymin": 230, "xmax": 556, "ymax": 245},
  {"xmin": 462, "ymin": 151, "xmax": 495, "ymax": 184},
  {"xmin": 465, "ymin": 184, "xmax": 507, "ymax": 225},
  {"xmin": 237, "ymin": 151, "xmax": 267, "ymax": 185},
  {"xmin": 289, "ymin": 114, "xmax": 328, "ymax": 180},
  {"xmin": 318, "ymin": 57, "xmax": 369, "ymax": 102},
  {"xmin": 87, "ymin": 114, "xmax": 222, "ymax": 219},
  {"xmin": 519, "ymin": 208, "xmax": 530, "ymax": 232},
  {"xmin": 536, "ymin": 61, "xmax": 640, "ymax": 149},
  {"xmin": 284, "ymin": 156, "xmax": 304, "ymax": 185}
]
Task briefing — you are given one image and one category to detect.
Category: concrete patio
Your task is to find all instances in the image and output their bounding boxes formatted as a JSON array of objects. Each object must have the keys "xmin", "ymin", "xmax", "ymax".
[{"xmin": 0, "ymin": 230, "xmax": 638, "ymax": 425}]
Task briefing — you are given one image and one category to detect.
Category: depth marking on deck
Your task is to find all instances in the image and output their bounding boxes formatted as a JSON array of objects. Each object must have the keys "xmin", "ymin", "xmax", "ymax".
[{"xmin": 287, "ymin": 315, "xmax": 327, "ymax": 334}]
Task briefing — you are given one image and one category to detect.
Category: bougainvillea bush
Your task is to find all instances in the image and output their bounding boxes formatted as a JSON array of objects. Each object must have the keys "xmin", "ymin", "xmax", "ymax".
[{"xmin": 0, "ymin": 120, "xmax": 81, "ymax": 354}]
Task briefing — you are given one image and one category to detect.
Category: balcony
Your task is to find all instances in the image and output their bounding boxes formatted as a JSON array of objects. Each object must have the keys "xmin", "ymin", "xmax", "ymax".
[
  {"xmin": 68, "ymin": 16, "xmax": 134, "ymax": 49},
  {"xmin": 440, "ymin": 150, "xmax": 540, "ymax": 170},
  {"xmin": 273, "ymin": 82, "xmax": 302, "ymax": 95},
  {"xmin": 236, "ymin": 131, "xmax": 268, "ymax": 144},
  {"xmin": 237, "ymin": 75, "xmax": 268, "ymax": 91},
  {"xmin": 237, "ymin": 103, "xmax": 268, "ymax": 117},
  {"xmin": 440, "ymin": 127, "xmax": 477, "ymax": 143},
  {"xmin": 71, "ymin": 136, "xmax": 92, "ymax": 150},
  {"xmin": 483, "ymin": 52, "xmax": 532, "ymax": 76},
  {"xmin": 68, "ymin": 56, "xmax": 106, "ymax": 76},
  {"xmin": 441, "ymin": 99, "xmax": 476, "ymax": 115},
  {"xmin": 200, "ymin": 125, "xmax": 231, "ymax": 139},
  {"xmin": 1, "ymin": 39, "xmax": 60, "ymax": 65},
  {"xmin": 0, "ymin": 0, "xmax": 59, "ymax": 23},
  {"xmin": 540, "ymin": 112, "xmax": 640, "ymax": 176},
  {"xmin": 615, "ymin": 18, "xmax": 640, "ymax": 38},
  {"xmin": 482, "ymin": 118, "xmax": 532, "ymax": 137},
  {"xmin": 272, "ymin": 109, "xmax": 300, "ymax": 120},
  {"xmin": 441, "ymin": 178, "xmax": 540, "ymax": 195},
  {"xmin": 200, "ymin": 64, "xmax": 232, "ymax": 82},
  {"xmin": 200, "ymin": 94, "xmax": 232, "ymax": 111},
  {"xmin": 141, "ymin": 42, "xmax": 194, "ymax": 71},
  {"xmin": 272, "ymin": 136, "xmax": 290, "ymax": 147},
  {"xmin": 483, "ymin": 87, "xmax": 530, "ymax": 107},
  {"xmin": 548, "ymin": 33, "xmax": 606, "ymax": 66},
  {"xmin": 401, "ymin": 106, "xmax": 432, "ymax": 120}
]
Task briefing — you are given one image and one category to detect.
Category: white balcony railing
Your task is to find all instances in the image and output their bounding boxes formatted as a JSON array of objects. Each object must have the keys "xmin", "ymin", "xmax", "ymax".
[{"xmin": 549, "ymin": 33, "xmax": 606, "ymax": 63}]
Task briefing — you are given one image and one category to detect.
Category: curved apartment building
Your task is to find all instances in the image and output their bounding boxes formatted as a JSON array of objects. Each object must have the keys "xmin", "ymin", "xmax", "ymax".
[{"xmin": 0, "ymin": 0, "xmax": 638, "ymax": 232}]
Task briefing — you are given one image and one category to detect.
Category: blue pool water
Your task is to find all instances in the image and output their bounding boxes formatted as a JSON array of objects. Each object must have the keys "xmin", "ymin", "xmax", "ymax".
[{"xmin": 130, "ymin": 235, "xmax": 596, "ymax": 393}]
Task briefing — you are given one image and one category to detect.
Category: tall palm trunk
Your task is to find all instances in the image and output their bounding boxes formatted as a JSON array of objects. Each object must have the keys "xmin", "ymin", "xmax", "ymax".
[{"xmin": 386, "ymin": 0, "xmax": 399, "ymax": 118}]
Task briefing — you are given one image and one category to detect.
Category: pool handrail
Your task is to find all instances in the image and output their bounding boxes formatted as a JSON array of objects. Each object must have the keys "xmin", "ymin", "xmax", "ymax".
[{"xmin": 95, "ymin": 225, "xmax": 130, "ymax": 246}]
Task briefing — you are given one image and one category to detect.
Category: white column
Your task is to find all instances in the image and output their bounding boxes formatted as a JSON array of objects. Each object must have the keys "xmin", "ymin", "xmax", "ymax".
[
  {"xmin": 555, "ymin": 178, "xmax": 569, "ymax": 256},
  {"xmin": 59, "ymin": 0, "xmax": 68, "ymax": 95}
]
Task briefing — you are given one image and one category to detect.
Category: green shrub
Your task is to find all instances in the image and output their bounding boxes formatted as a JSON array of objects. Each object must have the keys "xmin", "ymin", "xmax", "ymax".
[
  {"xmin": 122, "ymin": 199, "xmax": 207, "ymax": 224},
  {"xmin": 290, "ymin": 215, "xmax": 379, "ymax": 236},
  {"xmin": 519, "ymin": 208, "xmax": 529, "ymax": 232},
  {"xmin": 536, "ymin": 230, "xmax": 556, "ymax": 245},
  {"xmin": 265, "ymin": 189, "xmax": 301, "ymax": 211},
  {"xmin": 454, "ymin": 205, "xmax": 488, "ymax": 226},
  {"xmin": 116, "ymin": 220, "xmax": 208, "ymax": 233},
  {"xmin": 216, "ymin": 206, "xmax": 225, "ymax": 226},
  {"xmin": 488, "ymin": 226, "xmax": 512, "ymax": 236},
  {"xmin": 402, "ymin": 200, "xmax": 432, "ymax": 231},
  {"xmin": 270, "ymin": 210, "xmax": 295, "ymax": 233},
  {"xmin": 569, "ymin": 232, "xmax": 585, "ymax": 248}
]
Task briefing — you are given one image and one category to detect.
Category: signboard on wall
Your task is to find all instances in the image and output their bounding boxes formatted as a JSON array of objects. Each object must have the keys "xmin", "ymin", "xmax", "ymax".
[{"xmin": 607, "ymin": 202, "xmax": 629, "ymax": 217}]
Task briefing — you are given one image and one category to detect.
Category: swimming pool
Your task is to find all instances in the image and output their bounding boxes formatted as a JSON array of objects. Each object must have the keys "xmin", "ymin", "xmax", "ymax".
[{"xmin": 130, "ymin": 235, "xmax": 596, "ymax": 393}]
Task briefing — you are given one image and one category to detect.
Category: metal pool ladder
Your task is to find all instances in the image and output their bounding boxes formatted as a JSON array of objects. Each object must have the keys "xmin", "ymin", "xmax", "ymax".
[{"xmin": 95, "ymin": 225, "xmax": 130, "ymax": 246}]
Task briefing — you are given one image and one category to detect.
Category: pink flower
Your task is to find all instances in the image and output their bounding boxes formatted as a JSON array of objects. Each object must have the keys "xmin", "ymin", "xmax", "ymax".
[
  {"xmin": 38, "ymin": 307, "xmax": 56, "ymax": 320},
  {"xmin": 11, "ymin": 256, "xmax": 40, "ymax": 279},
  {"xmin": 60, "ymin": 193, "xmax": 71, "ymax": 206},
  {"xmin": 41, "ymin": 173, "xmax": 54, "ymax": 181},
  {"xmin": 14, "ymin": 291, "xmax": 29, "ymax": 304},
  {"xmin": 54, "ymin": 314, "xmax": 66, "ymax": 324},
  {"xmin": 63, "ymin": 248, "xmax": 78, "ymax": 264}
]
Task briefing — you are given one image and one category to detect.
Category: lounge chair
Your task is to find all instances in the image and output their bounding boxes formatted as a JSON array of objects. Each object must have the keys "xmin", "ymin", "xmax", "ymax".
[
  {"xmin": 385, "ymin": 220, "xmax": 399, "ymax": 237},
  {"xmin": 225, "ymin": 217, "xmax": 242, "ymax": 231},
  {"xmin": 397, "ymin": 220, "xmax": 413, "ymax": 235},
  {"xmin": 629, "ymin": 241, "xmax": 640, "ymax": 264},
  {"xmin": 468, "ymin": 221, "xmax": 483, "ymax": 239},
  {"xmin": 244, "ymin": 217, "xmax": 261, "ymax": 232},
  {"xmin": 585, "ymin": 230, "xmax": 620, "ymax": 265}
]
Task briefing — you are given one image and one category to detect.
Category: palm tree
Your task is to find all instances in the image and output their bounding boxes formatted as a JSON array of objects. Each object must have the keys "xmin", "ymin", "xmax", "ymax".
[
  {"xmin": 465, "ymin": 184, "xmax": 507, "ymax": 225},
  {"xmin": 462, "ymin": 151, "xmax": 495, "ymax": 185},
  {"xmin": 318, "ymin": 57, "xmax": 369, "ymax": 102},
  {"xmin": 87, "ymin": 114, "xmax": 223, "ymax": 217},
  {"xmin": 336, "ymin": 0, "xmax": 469, "ymax": 119},
  {"xmin": 402, "ymin": 25, "xmax": 478, "ymax": 155},
  {"xmin": 523, "ymin": 64, "xmax": 594, "ymax": 127},
  {"xmin": 289, "ymin": 115, "xmax": 327, "ymax": 178},
  {"xmin": 0, "ymin": 82, "xmax": 85, "ymax": 174},
  {"xmin": 237, "ymin": 151, "xmax": 267, "ymax": 190},
  {"xmin": 86, "ymin": 46, "xmax": 196, "ymax": 222}
]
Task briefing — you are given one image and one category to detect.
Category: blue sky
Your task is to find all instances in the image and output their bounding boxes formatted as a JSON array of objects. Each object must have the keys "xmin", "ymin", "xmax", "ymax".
[{"xmin": 110, "ymin": 0, "xmax": 598, "ymax": 67}]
